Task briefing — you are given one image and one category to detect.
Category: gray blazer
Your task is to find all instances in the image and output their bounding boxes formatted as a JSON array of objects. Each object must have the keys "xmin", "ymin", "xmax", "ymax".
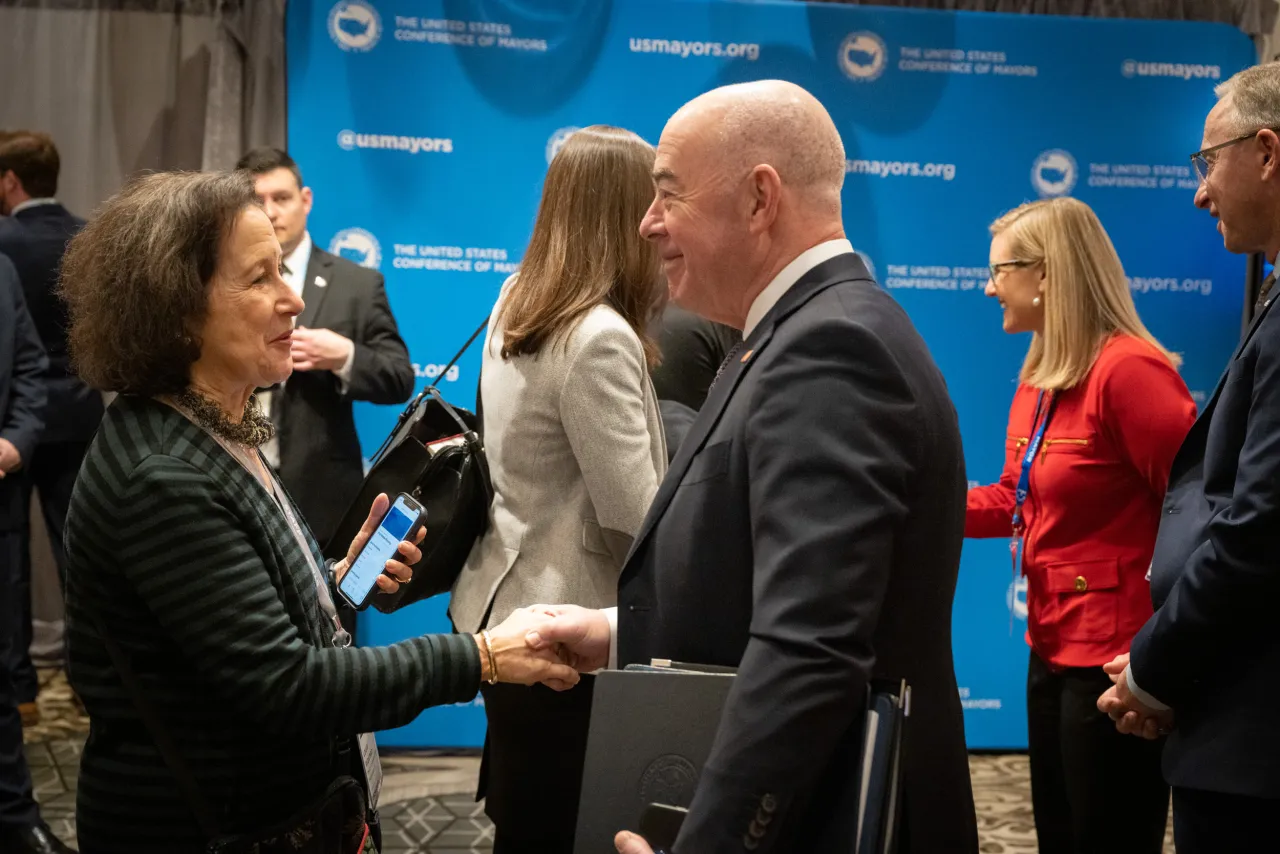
[{"xmin": 450, "ymin": 284, "xmax": 667, "ymax": 632}]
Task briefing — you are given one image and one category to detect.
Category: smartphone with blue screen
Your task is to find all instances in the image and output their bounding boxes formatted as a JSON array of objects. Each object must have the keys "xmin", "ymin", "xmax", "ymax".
[{"xmin": 336, "ymin": 493, "xmax": 425, "ymax": 610}]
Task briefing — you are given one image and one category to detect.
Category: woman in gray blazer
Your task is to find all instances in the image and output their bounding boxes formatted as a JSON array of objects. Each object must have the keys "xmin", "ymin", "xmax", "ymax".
[{"xmin": 450, "ymin": 125, "xmax": 668, "ymax": 853}]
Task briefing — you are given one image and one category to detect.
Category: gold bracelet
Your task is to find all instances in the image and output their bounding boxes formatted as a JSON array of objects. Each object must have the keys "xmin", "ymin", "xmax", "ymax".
[{"xmin": 481, "ymin": 630, "xmax": 499, "ymax": 684}]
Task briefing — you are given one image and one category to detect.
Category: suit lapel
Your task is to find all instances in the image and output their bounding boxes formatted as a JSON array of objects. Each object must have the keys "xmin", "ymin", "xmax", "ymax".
[
  {"xmin": 1169, "ymin": 285, "xmax": 1278, "ymax": 482},
  {"xmin": 625, "ymin": 253, "xmax": 872, "ymax": 564},
  {"xmin": 628, "ymin": 323, "xmax": 774, "ymax": 556},
  {"xmin": 297, "ymin": 248, "xmax": 334, "ymax": 329}
]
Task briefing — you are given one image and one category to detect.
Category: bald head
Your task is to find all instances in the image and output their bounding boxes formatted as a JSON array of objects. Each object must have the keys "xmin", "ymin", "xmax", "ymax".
[
  {"xmin": 639, "ymin": 81, "xmax": 849, "ymax": 329},
  {"xmin": 670, "ymin": 80, "xmax": 846, "ymax": 213}
]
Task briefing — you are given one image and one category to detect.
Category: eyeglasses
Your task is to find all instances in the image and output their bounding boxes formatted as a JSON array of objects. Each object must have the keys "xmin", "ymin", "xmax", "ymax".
[
  {"xmin": 1191, "ymin": 127, "xmax": 1280, "ymax": 182},
  {"xmin": 989, "ymin": 259, "xmax": 1038, "ymax": 281}
]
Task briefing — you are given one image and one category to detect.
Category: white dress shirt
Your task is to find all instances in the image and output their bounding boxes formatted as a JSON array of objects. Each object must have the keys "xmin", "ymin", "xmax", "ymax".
[
  {"xmin": 260, "ymin": 231, "xmax": 355, "ymax": 468},
  {"xmin": 9, "ymin": 197, "xmax": 59, "ymax": 215},
  {"xmin": 743, "ymin": 238, "xmax": 854, "ymax": 337},
  {"xmin": 1124, "ymin": 663, "xmax": 1170, "ymax": 711},
  {"xmin": 601, "ymin": 238, "xmax": 857, "ymax": 668}
]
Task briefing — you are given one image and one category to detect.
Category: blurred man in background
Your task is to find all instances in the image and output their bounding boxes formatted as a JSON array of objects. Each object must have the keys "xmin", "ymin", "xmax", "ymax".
[
  {"xmin": 650, "ymin": 302, "xmax": 740, "ymax": 413},
  {"xmin": 0, "ymin": 132, "xmax": 97, "ymax": 728},
  {"xmin": 0, "ymin": 252, "xmax": 73, "ymax": 854},
  {"xmin": 650, "ymin": 303, "xmax": 740, "ymax": 459},
  {"xmin": 235, "ymin": 147, "xmax": 414, "ymax": 548}
]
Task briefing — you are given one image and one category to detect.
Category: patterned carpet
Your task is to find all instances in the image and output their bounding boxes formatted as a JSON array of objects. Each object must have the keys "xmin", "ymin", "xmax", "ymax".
[{"xmin": 24, "ymin": 669, "xmax": 1174, "ymax": 852}]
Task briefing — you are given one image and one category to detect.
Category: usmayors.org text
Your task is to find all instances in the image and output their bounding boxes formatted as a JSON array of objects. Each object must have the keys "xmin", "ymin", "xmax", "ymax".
[
  {"xmin": 847, "ymin": 159, "xmax": 957, "ymax": 181},
  {"xmin": 630, "ymin": 38, "xmax": 760, "ymax": 61}
]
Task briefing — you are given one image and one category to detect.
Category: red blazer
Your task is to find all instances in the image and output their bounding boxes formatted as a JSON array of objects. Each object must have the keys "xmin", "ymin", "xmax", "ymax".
[{"xmin": 967, "ymin": 334, "xmax": 1196, "ymax": 669}]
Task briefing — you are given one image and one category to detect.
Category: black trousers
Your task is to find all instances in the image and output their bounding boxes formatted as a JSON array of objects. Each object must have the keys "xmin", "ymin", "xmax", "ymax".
[
  {"xmin": 478, "ymin": 676, "xmax": 595, "ymax": 854},
  {"xmin": 0, "ymin": 526, "xmax": 38, "ymax": 830},
  {"xmin": 1026, "ymin": 651, "xmax": 1168, "ymax": 854},
  {"xmin": 1172, "ymin": 786, "xmax": 1280, "ymax": 852},
  {"xmin": 7, "ymin": 441, "xmax": 87, "ymax": 703}
]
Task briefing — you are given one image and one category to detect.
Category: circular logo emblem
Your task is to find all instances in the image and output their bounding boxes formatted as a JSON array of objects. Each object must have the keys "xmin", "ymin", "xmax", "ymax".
[
  {"xmin": 1121, "ymin": 59, "xmax": 1137, "ymax": 78},
  {"xmin": 546, "ymin": 127, "xmax": 581, "ymax": 165},
  {"xmin": 839, "ymin": 32, "xmax": 888, "ymax": 82},
  {"xmin": 1006, "ymin": 574, "xmax": 1028, "ymax": 622},
  {"xmin": 639, "ymin": 755, "xmax": 699, "ymax": 809},
  {"xmin": 337, "ymin": 129, "xmax": 357, "ymax": 150},
  {"xmin": 1031, "ymin": 149, "xmax": 1077, "ymax": 198},
  {"xmin": 328, "ymin": 1, "xmax": 381, "ymax": 52},
  {"xmin": 329, "ymin": 228, "xmax": 382, "ymax": 270}
]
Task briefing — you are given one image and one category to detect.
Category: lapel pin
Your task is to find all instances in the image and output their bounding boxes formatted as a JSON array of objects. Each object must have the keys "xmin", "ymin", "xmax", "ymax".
[
  {"xmin": 315, "ymin": 276, "xmax": 328, "ymax": 288},
  {"xmin": 740, "ymin": 349, "xmax": 754, "ymax": 363}
]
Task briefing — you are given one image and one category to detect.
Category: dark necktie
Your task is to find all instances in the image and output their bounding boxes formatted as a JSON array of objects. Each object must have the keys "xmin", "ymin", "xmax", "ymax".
[
  {"xmin": 1256, "ymin": 269, "xmax": 1278, "ymax": 313},
  {"xmin": 710, "ymin": 341, "xmax": 745, "ymax": 391}
]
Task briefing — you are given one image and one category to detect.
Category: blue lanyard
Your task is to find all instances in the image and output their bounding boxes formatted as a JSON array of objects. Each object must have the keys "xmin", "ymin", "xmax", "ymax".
[
  {"xmin": 1012, "ymin": 391, "xmax": 1056, "ymax": 534},
  {"xmin": 1008, "ymin": 391, "xmax": 1055, "ymax": 636}
]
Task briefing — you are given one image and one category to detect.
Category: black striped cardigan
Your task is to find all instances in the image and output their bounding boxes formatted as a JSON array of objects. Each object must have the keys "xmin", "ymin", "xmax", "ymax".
[{"xmin": 64, "ymin": 396, "xmax": 480, "ymax": 853}]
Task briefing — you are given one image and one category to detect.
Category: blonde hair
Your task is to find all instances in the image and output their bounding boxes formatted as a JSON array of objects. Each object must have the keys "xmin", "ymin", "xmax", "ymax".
[
  {"xmin": 498, "ymin": 125, "xmax": 664, "ymax": 366},
  {"xmin": 990, "ymin": 197, "xmax": 1180, "ymax": 390}
]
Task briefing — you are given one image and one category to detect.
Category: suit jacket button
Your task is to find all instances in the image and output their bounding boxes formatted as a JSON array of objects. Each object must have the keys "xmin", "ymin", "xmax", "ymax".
[
  {"xmin": 749, "ymin": 820, "xmax": 768, "ymax": 839},
  {"xmin": 1074, "ymin": 575, "xmax": 1088, "ymax": 592},
  {"xmin": 755, "ymin": 810, "xmax": 772, "ymax": 826},
  {"xmin": 743, "ymin": 833, "xmax": 760, "ymax": 850},
  {"xmin": 761, "ymin": 794, "xmax": 777, "ymax": 813}
]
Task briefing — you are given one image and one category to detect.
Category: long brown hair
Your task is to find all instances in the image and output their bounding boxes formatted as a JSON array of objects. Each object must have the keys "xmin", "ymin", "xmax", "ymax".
[
  {"xmin": 498, "ymin": 125, "xmax": 664, "ymax": 365},
  {"xmin": 990, "ymin": 197, "xmax": 1180, "ymax": 391}
]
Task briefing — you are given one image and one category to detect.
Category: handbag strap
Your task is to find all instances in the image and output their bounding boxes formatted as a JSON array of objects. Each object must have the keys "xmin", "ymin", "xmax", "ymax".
[
  {"xmin": 82, "ymin": 608, "xmax": 223, "ymax": 839},
  {"xmin": 429, "ymin": 316, "xmax": 489, "ymax": 393},
  {"xmin": 371, "ymin": 315, "xmax": 488, "ymax": 464},
  {"xmin": 425, "ymin": 386, "xmax": 473, "ymax": 438}
]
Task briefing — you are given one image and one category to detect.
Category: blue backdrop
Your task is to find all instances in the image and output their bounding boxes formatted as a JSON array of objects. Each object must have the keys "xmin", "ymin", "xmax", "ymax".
[{"xmin": 287, "ymin": 0, "xmax": 1254, "ymax": 749}]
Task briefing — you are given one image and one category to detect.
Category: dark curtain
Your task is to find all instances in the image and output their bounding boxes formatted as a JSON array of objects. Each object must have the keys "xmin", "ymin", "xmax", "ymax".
[
  {"xmin": 0, "ymin": 0, "xmax": 287, "ymax": 218},
  {"xmin": 809, "ymin": 0, "xmax": 1277, "ymax": 41}
]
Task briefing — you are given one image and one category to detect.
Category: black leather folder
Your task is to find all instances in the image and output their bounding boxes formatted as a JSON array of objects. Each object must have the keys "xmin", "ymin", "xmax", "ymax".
[
  {"xmin": 573, "ymin": 667, "xmax": 734, "ymax": 854},
  {"xmin": 574, "ymin": 664, "xmax": 909, "ymax": 854}
]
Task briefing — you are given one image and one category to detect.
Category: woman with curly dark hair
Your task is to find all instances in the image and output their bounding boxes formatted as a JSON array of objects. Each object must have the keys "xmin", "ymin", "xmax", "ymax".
[{"xmin": 58, "ymin": 170, "xmax": 578, "ymax": 854}]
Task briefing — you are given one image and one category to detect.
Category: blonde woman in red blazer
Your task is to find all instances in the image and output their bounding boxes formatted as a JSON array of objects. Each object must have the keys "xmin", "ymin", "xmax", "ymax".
[{"xmin": 967, "ymin": 198, "xmax": 1196, "ymax": 854}]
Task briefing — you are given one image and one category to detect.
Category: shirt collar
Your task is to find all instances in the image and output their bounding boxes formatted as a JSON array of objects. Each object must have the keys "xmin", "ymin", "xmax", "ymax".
[
  {"xmin": 10, "ymin": 198, "xmax": 59, "ymax": 216},
  {"xmin": 743, "ymin": 238, "xmax": 854, "ymax": 337},
  {"xmin": 283, "ymin": 231, "xmax": 313, "ymax": 282}
]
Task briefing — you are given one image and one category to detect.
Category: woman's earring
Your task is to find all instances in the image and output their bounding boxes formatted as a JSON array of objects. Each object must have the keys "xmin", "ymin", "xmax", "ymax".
[{"xmin": 1032, "ymin": 296, "xmax": 1042, "ymax": 307}]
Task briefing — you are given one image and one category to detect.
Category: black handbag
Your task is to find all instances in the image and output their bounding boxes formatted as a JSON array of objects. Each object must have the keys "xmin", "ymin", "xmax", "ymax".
[
  {"xmin": 84, "ymin": 608, "xmax": 374, "ymax": 854},
  {"xmin": 322, "ymin": 318, "xmax": 494, "ymax": 608}
]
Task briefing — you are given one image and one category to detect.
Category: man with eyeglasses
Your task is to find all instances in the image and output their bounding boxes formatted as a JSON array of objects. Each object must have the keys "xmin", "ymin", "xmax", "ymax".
[{"xmin": 1097, "ymin": 61, "xmax": 1280, "ymax": 851}]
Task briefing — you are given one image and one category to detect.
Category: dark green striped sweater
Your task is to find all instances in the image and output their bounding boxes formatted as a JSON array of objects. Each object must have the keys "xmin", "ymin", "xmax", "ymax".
[{"xmin": 65, "ymin": 396, "xmax": 481, "ymax": 853}]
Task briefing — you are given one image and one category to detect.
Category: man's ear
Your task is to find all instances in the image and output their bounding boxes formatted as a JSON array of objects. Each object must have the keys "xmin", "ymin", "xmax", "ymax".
[
  {"xmin": 747, "ymin": 164, "xmax": 781, "ymax": 233},
  {"xmin": 1259, "ymin": 129, "xmax": 1280, "ymax": 181}
]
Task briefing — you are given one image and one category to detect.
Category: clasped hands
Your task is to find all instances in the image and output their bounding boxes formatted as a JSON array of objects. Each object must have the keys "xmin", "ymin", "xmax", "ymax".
[{"xmin": 1096, "ymin": 653, "xmax": 1174, "ymax": 740}]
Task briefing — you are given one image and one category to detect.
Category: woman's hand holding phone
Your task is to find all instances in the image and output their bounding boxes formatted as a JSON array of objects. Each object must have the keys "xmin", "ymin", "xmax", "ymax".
[{"xmin": 334, "ymin": 492, "xmax": 426, "ymax": 598}]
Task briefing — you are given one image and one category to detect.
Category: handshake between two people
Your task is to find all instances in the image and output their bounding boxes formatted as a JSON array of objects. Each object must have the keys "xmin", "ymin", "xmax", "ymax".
[
  {"xmin": 469, "ymin": 603, "xmax": 614, "ymax": 689},
  {"xmin": 1096, "ymin": 653, "xmax": 1174, "ymax": 740}
]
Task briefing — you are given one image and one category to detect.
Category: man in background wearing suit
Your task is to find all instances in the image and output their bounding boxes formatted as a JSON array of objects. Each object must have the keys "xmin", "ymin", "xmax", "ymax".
[
  {"xmin": 0, "ymin": 255, "xmax": 73, "ymax": 854},
  {"xmin": 651, "ymin": 304, "xmax": 740, "ymax": 460},
  {"xmin": 527, "ymin": 81, "xmax": 978, "ymax": 854},
  {"xmin": 1098, "ymin": 61, "xmax": 1280, "ymax": 851},
  {"xmin": 236, "ymin": 148, "xmax": 414, "ymax": 547},
  {"xmin": 650, "ymin": 303, "xmax": 739, "ymax": 412},
  {"xmin": 0, "ymin": 131, "xmax": 97, "ymax": 728}
]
